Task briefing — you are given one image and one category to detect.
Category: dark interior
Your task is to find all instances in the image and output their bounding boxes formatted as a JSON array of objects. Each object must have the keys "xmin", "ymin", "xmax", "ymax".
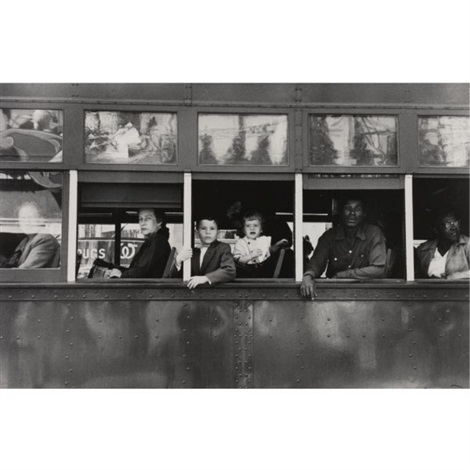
[
  {"xmin": 413, "ymin": 178, "xmax": 469, "ymax": 240},
  {"xmin": 192, "ymin": 180, "xmax": 294, "ymax": 228}
]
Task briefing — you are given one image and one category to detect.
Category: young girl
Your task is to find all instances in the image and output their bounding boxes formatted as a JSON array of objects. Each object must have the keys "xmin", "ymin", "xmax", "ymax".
[
  {"xmin": 233, "ymin": 211, "xmax": 289, "ymax": 277},
  {"xmin": 233, "ymin": 211, "xmax": 271, "ymax": 265}
]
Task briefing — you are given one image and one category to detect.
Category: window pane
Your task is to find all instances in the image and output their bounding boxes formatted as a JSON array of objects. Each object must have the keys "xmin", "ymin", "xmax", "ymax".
[
  {"xmin": 0, "ymin": 171, "xmax": 62, "ymax": 269},
  {"xmin": 85, "ymin": 111, "xmax": 177, "ymax": 164},
  {"xmin": 0, "ymin": 108, "xmax": 63, "ymax": 162},
  {"xmin": 418, "ymin": 116, "xmax": 470, "ymax": 167},
  {"xmin": 77, "ymin": 221, "xmax": 183, "ymax": 279},
  {"xmin": 77, "ymin": 224, "xmax": 115, "ymax": 278},
  {"xmin": 198, "ymin": 114, "xmax": 288, "ymax": 165},
  {"xmin": 309, "ymin": 115, "xmax": 398, "ymax": 166}
]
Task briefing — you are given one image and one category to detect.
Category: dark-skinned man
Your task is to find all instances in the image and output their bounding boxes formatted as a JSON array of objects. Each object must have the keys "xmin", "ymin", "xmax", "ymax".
[
  {"xmin": 300, "ymin": 198, "xmax": 387, "ymax": 299},
  {"xmin": 415, "ymin": 210, "xmax": 469, "ymax": 280}
]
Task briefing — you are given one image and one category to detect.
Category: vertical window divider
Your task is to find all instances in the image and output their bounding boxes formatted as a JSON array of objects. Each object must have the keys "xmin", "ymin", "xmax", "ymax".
[
  {"xmin": 183, "ymin": 172, "xmax": 192, "ymax": 281},
  {"xmin": 67, "ymin": 170, "xmax": 78, "ymax": 282},
  {"xmin": 295, "ymin": 173, "xmax": 303, "ymax": 282},
  {"xmin": 405, "ymin": 174, "xmax": 415, "ymax": 281}
]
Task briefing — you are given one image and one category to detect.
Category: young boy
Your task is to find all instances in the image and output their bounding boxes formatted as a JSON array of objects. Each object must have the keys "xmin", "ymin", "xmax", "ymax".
[{"xmin": 167, "ymin": 216, "xmax": 236, "ymax": 288}]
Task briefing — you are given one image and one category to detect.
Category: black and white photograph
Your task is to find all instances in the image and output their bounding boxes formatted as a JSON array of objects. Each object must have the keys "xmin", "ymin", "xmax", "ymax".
[
  {"xmin": 199, "ymin": 114, "xmax": 288, "ymax": 165},
  {"xmin": 85, "ymin": 111, "xmax": 177, "ymax": 164},
  {"xmin": 0, "ymin": 108, "xmax": 63, "ymax": 162},
  {"xmin": 1, "ymin": 1, "xmax": 469, "ymax": 470}
]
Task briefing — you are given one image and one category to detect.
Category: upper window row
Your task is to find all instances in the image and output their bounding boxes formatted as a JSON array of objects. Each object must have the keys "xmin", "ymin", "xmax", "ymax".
[{"xmin": 1, "ymin": 108, "xmax": 469, "ymax": 168}]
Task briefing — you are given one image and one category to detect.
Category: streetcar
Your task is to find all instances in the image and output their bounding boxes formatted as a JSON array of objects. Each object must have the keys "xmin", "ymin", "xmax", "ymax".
[{"xmin": 0, "ymin": 83, "xmax": 468, "ymax": 388}]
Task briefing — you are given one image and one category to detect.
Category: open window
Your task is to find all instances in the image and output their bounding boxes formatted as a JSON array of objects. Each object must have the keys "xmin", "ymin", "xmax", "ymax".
[
  {"xmin": 192, "ymin": 178, "xmax": 295, "ymax": 279},
  {"xmin": 413, "ymin": 177, "xmax": 469, "ymax": 280},
  {"xmin": 303, "ymin": 175, "xmax": 405, "ymax": 279},
  {"xmin": 77, "ymin": 181, "xmax": 183, "ymax": 279}
]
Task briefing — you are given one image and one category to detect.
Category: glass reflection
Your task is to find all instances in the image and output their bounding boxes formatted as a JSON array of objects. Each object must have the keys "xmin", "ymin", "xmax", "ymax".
[
  {"xmin": 0, "ymin": 108, "xmax": 63, "ymax": 162},
  {"xmin": 0, "ymin": 171, "xmax": 62, "ymax": 269},
  {"xmin": 309, "ymin": 115, "xmax": 397, "ymax": 166},
  {"xmin": 199, "ymin": 114, "xmax": 288, "ymax": 165},
  {"xmin": 85, "ymin": 111, "xmax": 177, "ymax": 164},
  {"xmin": 419, "ymin": 116, "xmax": 470, "ymax": 167}
]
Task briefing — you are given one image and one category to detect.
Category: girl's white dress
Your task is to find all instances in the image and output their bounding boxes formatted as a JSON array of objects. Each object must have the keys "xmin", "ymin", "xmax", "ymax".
[{"xmin": 233, "ymin": 235, "xmax": 271, "ymax": 264}]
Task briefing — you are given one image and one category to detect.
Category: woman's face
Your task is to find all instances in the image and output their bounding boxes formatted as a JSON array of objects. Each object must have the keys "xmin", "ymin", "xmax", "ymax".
[{"xmin": 138, "ymin": 209, "xmax": 160, "ymax": 237}]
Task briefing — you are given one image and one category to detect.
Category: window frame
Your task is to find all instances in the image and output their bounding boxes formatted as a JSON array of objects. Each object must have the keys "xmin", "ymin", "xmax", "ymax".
[
  {"xmin": 302, "ymin": 107, "xmax": 404, "ymax": 174},
  {"xmin": 412, "ymin": 109, "xmax": 470, "ymax": 175},
  {"xmin": 76, "ymin": 104, "xmax": 185, "ymax": 172},
  {"xmin": 0, "ymin": 100, "xmax": 68, "ymax": 170},
  {"xmin": 0, "ymin": 90, "xmax": 468, "ymax": 285},
  {"xmin": 187, "ymin": 106, "xmax": 298, "ymax": 173},
  {"xmin": 0, "ymin": 170, "xmax": 70, "ymax": 283},
  {"xmin": 302, "ymin": 174, "xmax": 409, "ymax": 281}
]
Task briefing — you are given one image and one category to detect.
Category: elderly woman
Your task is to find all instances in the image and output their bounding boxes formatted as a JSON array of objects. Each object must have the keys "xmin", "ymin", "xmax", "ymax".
[
  {"xmin": 415, "ymin": 210, "xmax": 470, "ymax": 280},
  {"xmin": 109, "ymin": 209, "xmax": 171, "ymax": 279}
]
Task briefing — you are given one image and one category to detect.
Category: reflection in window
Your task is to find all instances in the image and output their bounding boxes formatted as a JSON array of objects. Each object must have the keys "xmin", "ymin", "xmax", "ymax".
[
  {"xmin": 0, "ymin": 171, "xmax": 62, "ymax": 269},
  {"xmin": 418, "ymin": 116, "xmax": 470, "ymax": 167},
  {"xmin": 309, "ymin": 115, "xmax": 397, "ymax": 166},
  {"xmin": 198, "ymin": 114, "xmax": 288, "ymax": 165},
  {"xmin": 0, "ymin": 108, "xmax": 63, "ymax": 162},
  {"xmin": 85, "ymin": 111, "xmax": 177, "ymax": 164},
  {"xmin": 77, "ymin": 220, "xmax": 183, "ymax": 279}
]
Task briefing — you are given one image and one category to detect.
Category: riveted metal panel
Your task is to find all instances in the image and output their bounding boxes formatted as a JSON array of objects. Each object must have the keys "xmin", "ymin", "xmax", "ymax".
[
  {"xmin": 253, "ymin": 300, "xmax": 469, "ymax": 388},
  {"xmin": 0, "ymin": 300, "xmax": 235, "ymax": 388},
  {"xmin": 0, "ymin": 300, "xmax": 78, "ymax": 387},
  {"xmin": 192, "ymin": 84, "xmax": 297, "ymax": 105},
  {"xmin": 299, "ymin": 84, "xmax": 469, "ymax": 107},
  {"xmin": 0, "ymin": 84, "xmax": 187, "ymax": 103},
  {"xmin": 1, "ymin": 283, "xmax": 468, "ymax": 302},
  {"xmin": 233, "ymin": 301, "xmax": 254, "ymax": 388},
  {"xmin": 0, "ymin": 284, "xmax": 468, "ymax": 388},
  {"xmin": 2, "ymin": 84, "xmax": 468, "ymax": 108}
]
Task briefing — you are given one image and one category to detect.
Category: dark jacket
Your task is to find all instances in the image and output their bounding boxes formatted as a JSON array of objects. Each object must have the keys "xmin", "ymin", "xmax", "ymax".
[
  {"xmin": 6, "ymin": 233, "xmax": 60, "ymax": 269},
  {"xmin": 121, "ymin": 228, "xmax": 171, "ymax": 279},
  {"xmin": 167, "ymin": 240, "xmax": 236, "ymax": 285}
]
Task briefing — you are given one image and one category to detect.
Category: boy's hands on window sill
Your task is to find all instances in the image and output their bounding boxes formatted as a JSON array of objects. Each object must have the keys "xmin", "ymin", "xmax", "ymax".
[{"xmin": 187, "ymin": 275, "xmax": 210, "ymax": 289}]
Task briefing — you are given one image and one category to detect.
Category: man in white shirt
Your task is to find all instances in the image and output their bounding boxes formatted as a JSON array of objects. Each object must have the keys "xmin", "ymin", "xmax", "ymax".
[{"xmin": 416, "ymin": 210, "xmax": 470, "ymax": 279}]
